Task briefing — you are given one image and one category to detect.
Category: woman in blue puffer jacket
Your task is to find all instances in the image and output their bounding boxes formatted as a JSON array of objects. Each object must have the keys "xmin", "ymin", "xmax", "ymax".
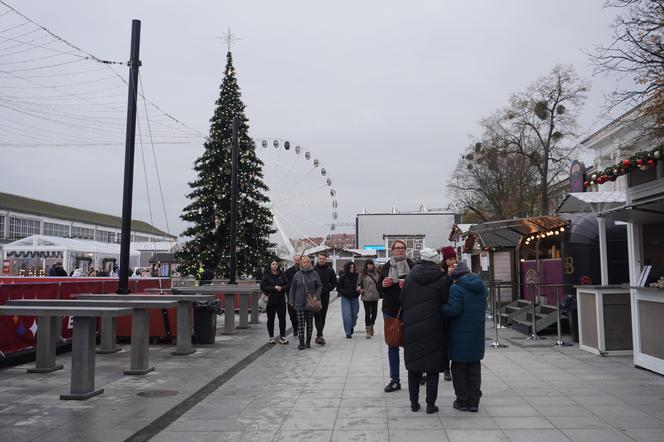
[{"xmin": 441, "ymin": 261, "xmax": 488, "ymax": 413}]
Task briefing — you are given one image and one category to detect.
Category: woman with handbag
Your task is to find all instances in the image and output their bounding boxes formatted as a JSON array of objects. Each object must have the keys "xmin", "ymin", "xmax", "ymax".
[
  {"xmin": 260, "ymin": 260, "xmax": 290, "ymax": 345},
  {"xmin": 357, "ymin": 259, "xmax": 380, "ymax": 338},
  {"xmin": 378, "ymin": 239, "xmax": 414, "ymax": 393},
  {"xmin": 400, "ymin": 248, "xmax": 449, "ymax": 414},
  {"xmin": 288, "ymin": 255, "xmax": 322, "ymax": 350}
]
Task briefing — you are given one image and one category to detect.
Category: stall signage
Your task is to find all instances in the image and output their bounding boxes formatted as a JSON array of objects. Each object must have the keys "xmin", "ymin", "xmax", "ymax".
[
  {"xmin": 570, "ymin": 160, "xmax": 586, "ymax": 193},
  {"xmin": 2, "ymin": 259, "xmax": 9, "ymax": 274}
]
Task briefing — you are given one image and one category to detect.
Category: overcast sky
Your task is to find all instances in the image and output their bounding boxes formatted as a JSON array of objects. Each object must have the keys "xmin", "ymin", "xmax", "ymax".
[{"xmin": 1, "ymin": 1, "xmax": 627, "ymax": 238}]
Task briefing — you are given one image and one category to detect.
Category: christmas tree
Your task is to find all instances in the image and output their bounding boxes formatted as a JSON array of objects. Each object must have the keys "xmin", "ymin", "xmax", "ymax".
[{"xmin": 176, "ymin": 51, "xmax": 275, "ymax": 278}]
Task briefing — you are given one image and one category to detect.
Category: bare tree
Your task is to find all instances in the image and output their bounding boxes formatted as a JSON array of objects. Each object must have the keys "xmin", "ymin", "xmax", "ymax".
[
  {"xmin": 480, "ymin": 65, "xmax": 589, "ymax": 215},
  {"xmin": 447, "ymin": 137, "xmax": 540, "ymax": 222},
  {"xmin": 589, "ymin": 0, "xmax": 664, "ymax": 138}
]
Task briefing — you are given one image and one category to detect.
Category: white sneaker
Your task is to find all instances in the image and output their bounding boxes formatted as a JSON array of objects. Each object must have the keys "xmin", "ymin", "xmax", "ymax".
[
  {"xmin": 269, "ymin": 337, "xmax": 276, "ymax": 344},
  {"xmin": 279, "ymin": 337, "xmax": 289, "ymax": 345}
]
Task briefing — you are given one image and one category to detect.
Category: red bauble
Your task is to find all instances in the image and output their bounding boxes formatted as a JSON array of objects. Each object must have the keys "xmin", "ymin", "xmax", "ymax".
[
  {"xmin": 648, "ymin": 159, "xmax": 655, "ymax": 167},
  {"xmin": 637, "ymin": 159, "xmax": 644, "ymax": 166},
  {"xmin": 584, "ymin": 181, "xmax": 589, "ymax": 188},
  {"xmin": 622, "ymin": 159, "xmax": 631, "ymax": 167},
  {"xmin": 597, "ymin": 177, "xmax": 604, "ymax": 184}
]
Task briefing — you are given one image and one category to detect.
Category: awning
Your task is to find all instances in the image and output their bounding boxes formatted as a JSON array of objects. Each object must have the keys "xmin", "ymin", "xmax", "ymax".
[
  {"xmin": 466, "ymin": 216, "xmax": 569, "ymax": 238},
  {"xmin": 597, "ymin": 194, "xmax": 664, "ymax": 224},
  {"xmin": 556, "ymin": 191, "xmax": 626, "ymax": 214}
]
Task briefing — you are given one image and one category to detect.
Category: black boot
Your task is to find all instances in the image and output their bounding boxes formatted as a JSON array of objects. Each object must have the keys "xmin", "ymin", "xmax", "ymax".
[
  {"xmin": 298, "ymin": 338, "xmax": 305, "ymax": 350},
  {"xmin": 305, "ymin": 337, "xmax": 311, "ymax": 348},
  {"xmin": 410, "ymin": 402, "xmax": 420, "ymax": 412},
  {"xmin": 426, "ymin": 404, "xmax": 439, "ymax": 414}
]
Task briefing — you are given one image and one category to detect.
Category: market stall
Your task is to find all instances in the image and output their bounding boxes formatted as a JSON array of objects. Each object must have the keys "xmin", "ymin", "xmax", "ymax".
[{"xmin": 598, "ymin": 165, "xmax": 664, "ymax": 374}]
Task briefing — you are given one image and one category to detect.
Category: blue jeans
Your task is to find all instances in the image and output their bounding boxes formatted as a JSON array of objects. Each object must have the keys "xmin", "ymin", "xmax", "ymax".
[
  {"xmin": 384, "ymin": 313, "xmax": 400, "ymax": 383},
  {"xmin": 340, "ymin": 296, "xmax": 359, "ymax": 336}
]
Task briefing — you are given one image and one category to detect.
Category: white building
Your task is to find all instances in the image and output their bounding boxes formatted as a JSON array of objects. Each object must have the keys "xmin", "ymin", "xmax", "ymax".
[
  {"xmin": 0, "ymin": 192, "xmax": 175, "ymax": 275},
  {"xmin": 580, "ymin": 105, "xmax": 664, "ymax": 375},
  {"xmin": 355, "ymin": 206, "xmax": 459, "ymax": 260}
]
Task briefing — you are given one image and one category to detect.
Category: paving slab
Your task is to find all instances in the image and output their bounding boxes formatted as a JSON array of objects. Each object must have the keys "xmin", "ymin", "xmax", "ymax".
[{"xmin": 3, "ymin": 297, "xmax": 664, "ymax": 441}]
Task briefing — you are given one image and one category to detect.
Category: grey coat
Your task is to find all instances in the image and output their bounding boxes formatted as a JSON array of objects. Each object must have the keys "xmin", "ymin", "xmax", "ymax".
[{"xmin": 288, "ymin": 268, "xmax": 322, "ymax": 311}]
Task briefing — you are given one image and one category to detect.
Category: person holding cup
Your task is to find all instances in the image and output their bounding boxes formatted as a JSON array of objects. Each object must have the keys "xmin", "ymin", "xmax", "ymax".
[{"xmin": 378, "ymin": 239, "xmax": 414, "ymax": 393}]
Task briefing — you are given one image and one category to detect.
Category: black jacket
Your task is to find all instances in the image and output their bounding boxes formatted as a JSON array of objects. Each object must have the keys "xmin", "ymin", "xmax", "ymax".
[
  {"xmin": 314, "ymin": 263, "xmax": 337, "ymax": 297},
  {"xmin": 378, "ymin": 258, "xmax": 415, "ymax": 317},
  {"xmin": 55, "ymin": 267, "xmax": 68, "ymax": 277},
  {"xmin": 285, "ymin": 265, "xmax": 299, "ymax": 285},
  {"xmin": 260, "ymin": 270, "xmax": 289, "ymax": 304},
  {"xmin": 400, "ymin": 260, "xmax": 449, "ymax": 373},
  {"xmin": 337, "ymin": 263, "xmax": 359, "ymax": 298}
]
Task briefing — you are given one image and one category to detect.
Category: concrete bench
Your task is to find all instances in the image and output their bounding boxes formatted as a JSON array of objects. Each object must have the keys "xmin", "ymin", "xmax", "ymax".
[
  {"xmin": 0, "ymin": 305, "xmax": 132, "ymax": 400},
  {"xmin": 7, "ymin": 299, "xmax": 178, "ymax": 376},
  {"xmin": 172, "ymin": 285, "xmax": 261, "ymax": 335},
  {"xmin": 75, "ymin": 294, "xmax": 215, "ymax": 356}
]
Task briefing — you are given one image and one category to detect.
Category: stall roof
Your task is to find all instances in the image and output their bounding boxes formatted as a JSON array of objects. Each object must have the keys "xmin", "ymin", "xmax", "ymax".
[
  {"xmin": 3, "ymin": 235, "xmax": 140, "ymax": 256},
  {"xmin": 466, "ymin": 216, "xmax": 568, "ymax": 238},
  {"xmin": 556, "ymin": 191, "xmax": 626, "ymax": 214},
  {"xmin": 597, "ymin": 194, "xmax": 664, "ymax": 224}
]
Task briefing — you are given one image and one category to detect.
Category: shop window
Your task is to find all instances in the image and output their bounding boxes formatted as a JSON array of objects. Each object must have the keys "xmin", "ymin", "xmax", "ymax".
[
  {"xmin": 71, "ymin": 226, "xmax": 94, "ymax": 240},
  {"xmin": 8, "ymin": 217, "xmax": 40, "ymax": 240},
  {"xmin": 95, "ymin": 230, "xmax": 115, "ymax": 243},
  {"xmin": 43, "ymin": 222, "xmax": 69, "ymax": 238},
  {"xmin": 0, "ymin": 215, "xmax": 4, "ymax": 239}
]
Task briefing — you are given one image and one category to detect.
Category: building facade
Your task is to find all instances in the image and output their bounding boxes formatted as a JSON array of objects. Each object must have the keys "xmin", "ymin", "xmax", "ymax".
[
  {"xmin": 356, "ymin": 208, "xmax": 459, "ymax": 259},
  {"xmin": 0, "ymin": 192, "xmax": 175, "ymax": 250}
]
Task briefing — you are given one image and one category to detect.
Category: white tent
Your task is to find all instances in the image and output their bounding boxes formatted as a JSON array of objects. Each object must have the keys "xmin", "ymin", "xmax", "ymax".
[{"xmin": 2, "ymin": 235, "xmax": 140, "ymax": 272}]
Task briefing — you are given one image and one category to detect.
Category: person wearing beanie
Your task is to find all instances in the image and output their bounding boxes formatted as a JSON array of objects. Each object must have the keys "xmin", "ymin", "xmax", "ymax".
[
  {"xmin": 439, "ymin": 246, "xmax": 458, "ymax": 381},
  {"xmin": 399, "ymin": 248, "xmax": 450, "ymax": 414},
  {"xmin": 441, "ymin": 261, "xmax": 487, "ymax": 412}
]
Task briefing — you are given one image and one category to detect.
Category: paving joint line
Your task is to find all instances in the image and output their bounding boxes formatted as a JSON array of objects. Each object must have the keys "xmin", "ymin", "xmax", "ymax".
[{"xmin": 124, "ymin": 326, "xmax": 293, "ymax": 442}]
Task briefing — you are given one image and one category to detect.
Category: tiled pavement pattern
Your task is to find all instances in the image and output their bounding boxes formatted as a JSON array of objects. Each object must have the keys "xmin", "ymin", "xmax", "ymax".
[{"xmin": 2, "ymin": 298, "xmax": 664, "ymax": 441}]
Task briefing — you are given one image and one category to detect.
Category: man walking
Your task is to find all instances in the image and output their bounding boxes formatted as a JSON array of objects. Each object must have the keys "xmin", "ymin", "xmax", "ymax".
[
  {"xmin": 285, "ymin": 255, "xmax": 302, "ymax": 337},
  {"xmin": 313, "ymin": 252, "xmax": 337, "ymax": 345}
]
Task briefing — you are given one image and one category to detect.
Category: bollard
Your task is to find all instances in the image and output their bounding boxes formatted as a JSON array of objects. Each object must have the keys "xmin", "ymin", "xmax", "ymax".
[
  {"xmin": 526, "ymin": 282, "xmax": 545, "ymax": 340},
  {"xmin": 497, "ymin": 285, "xmax": 507, "ymax": 329},
  {"xmin": 487, "ymin": 283, "xmax": 508, "ymax": 349},
  {"xmin": 553, "ymin": 287, "xmax": 571, "ymax": 347},
  {"xmin": 486, "ymin": 286, "xmax": 494, "ymax": 320}
]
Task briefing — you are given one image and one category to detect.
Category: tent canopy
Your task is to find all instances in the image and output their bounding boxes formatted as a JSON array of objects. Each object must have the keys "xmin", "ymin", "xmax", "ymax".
[
  {"xmin": 466, "ymin": 216, "xmax": 568, "ymax": 238},
  {"xmin": 3, "ymin": 235, "xmax": 140, "ymax": 257},
  {"xmin": 556, "ymin": 191, "xmax": 626, "ymax": 214},
  {"xmin": 597, "ymin": 194, "xmax": 664, "ymax": 224}
]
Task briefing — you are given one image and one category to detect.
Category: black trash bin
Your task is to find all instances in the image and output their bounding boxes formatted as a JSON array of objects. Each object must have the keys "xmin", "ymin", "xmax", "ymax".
[{"xmin": 193, "ymin": 302, "xmax": 218, "ymax": 344}]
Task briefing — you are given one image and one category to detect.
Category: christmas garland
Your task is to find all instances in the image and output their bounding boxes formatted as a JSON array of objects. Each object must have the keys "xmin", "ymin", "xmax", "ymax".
[{"xmin": 584, "ymin": 146, "xmax": 662, "ymax": 188}]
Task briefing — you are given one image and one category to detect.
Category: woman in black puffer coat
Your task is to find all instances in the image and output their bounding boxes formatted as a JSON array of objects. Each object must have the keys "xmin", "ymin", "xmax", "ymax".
[
  {"xmin": 337, "ymin": 261, "xmax": 360, "ymax": 338},
  {"xmin": 400, "ymin": 248, "xmax": 449, "ymax": 414},
  {"xmin": 260, "ymin": 260, "xmax": 290, "ymax": 345}
]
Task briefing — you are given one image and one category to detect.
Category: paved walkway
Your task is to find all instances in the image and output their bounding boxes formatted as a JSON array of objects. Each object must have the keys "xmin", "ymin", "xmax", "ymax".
[
  {"xmin": 152, "ymin": 300, "xmax": 664, "ymax": 442},
  {"xmin": 2, "ymin": 299, "xmax": 664, "ymax": 441}
]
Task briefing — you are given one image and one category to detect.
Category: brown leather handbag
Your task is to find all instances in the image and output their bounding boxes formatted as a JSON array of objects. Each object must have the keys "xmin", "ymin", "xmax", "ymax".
[{"xmin": 384, "ymin": 307, "xmax": 403, "ymax": 347}]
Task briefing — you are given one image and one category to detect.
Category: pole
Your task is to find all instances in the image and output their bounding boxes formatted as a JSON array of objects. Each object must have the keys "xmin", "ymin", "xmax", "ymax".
[
  {"xmin": 553, "ymin": 287, "xmax": 571, "ymax": 347},
  {"xmin": 488, "ymin": 282, "xmax": 508, "ymax": 349},
  {"xmin": 228, "ymin": 117, "xmax": 239, "ymax": 284},
  {"xmin": 117, "ymin": 19, "xmax": 141, "ymax": 294}
]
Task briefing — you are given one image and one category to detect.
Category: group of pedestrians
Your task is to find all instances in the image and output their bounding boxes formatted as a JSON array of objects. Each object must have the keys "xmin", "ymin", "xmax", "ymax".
[
  {"xmin": 258, "ymin": 242, "xmax": 488, "ymax": 414},
  {"xmin": 259, "ymin": 251, "xmax": 337, "ymax": 350}
]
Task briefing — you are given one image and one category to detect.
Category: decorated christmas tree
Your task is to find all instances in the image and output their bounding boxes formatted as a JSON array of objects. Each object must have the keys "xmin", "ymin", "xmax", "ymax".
[{"xmin": 176, "ymin": 50, "xmax": 275, "ymax": 278}]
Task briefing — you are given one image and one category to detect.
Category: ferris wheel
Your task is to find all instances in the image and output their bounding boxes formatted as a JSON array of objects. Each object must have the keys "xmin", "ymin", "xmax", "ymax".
[{"xmin": 254, "ymin": 138, "xmax": 338, "ymax": 258}]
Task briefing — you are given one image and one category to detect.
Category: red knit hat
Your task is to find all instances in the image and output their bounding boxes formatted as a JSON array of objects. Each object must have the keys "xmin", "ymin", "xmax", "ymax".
[{"xmin": 441, "ymin": 246, "xmax": 456, "ymax": 261}]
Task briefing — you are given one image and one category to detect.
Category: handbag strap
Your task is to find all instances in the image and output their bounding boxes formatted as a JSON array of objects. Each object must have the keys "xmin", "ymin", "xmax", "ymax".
[{"xmin": 300, "ymin": 271, "xmax": 309, "ymax": 294}]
